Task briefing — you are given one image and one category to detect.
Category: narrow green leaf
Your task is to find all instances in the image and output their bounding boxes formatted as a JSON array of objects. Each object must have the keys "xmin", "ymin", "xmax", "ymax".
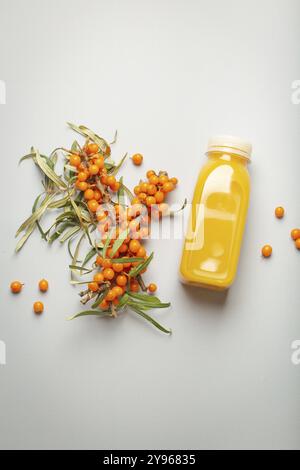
[
  {"xmin": 16, "ymin": 193, "xmax": 57, "ymax": 236},
  {"xmin": 67, "ymin": 123, "xmax": 109, "ymax": 153},
  {"xmin": 81, "ymin": 247, "xmax": 97, "ymax": 268},
  {"xmin": 60, "ymin": 226, "xmax": 80, "ymax": 243},
  {"xmin": 117, "ymin": 176, "xmax": 126, "ymax": 208},
  {"xmin": 91, "ymin": 287, "xmax": 109, "ymax": 308},
  {"xmin": 110, "ymin": 153, "xmax": 127, "ymax": 176},
  {"xmin": 15, "ymin": 223, "xmax": 35, "ymax": 252},
  {"xmin": 129, "ymin": 305, "xmax": 171, "ymax": 334},
  {"xmin": 35, "ymin": 149, "xmax": 67, "ymax": 189},
  {"xmin": 66, "ymin": 309, "xmax": 111, "ymax": 320},
  {"xmin": 110, "ymin": 228, "xmax": 129, "ymax": 258},
  {"xmin": 110, "ymin": 256, "xmax": 144, "ymax": 264},
  {"xmin": 68, "ymin": 265, "xmax": 93, "ymax": 272},
  {"xmin": 129, "ymin": 252, "xmax": 154, "ymax": 277},
  {"xmin": 102, "ymin": 227, "xmax": 115, "ymax": 258}
]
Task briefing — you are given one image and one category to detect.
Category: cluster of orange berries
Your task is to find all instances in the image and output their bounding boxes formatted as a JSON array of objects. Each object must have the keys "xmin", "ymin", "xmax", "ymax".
[
  {"xmin": 70, "ymin": 142, "xmax": 121, "ymax": 214},
  {"xmin": 88, "ymin": 239, "xmax": 157, "ymax": 310},
  {"xmin": 261, "ymin": 206, "xmax": 300, "ymax": 257},
  {"xmin": 86, "ymin": 169, "xmax": 178, "ymax": 310},
  {"xmin": 132, "ymin": 170, "xmax": 178, "ymax": 218},
  {"xmin": 10, "ymin": 279, "xmax": 49, "ymax": 313}
]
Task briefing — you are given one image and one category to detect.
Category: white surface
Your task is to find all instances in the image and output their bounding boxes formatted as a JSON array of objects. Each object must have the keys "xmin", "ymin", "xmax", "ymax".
[{"xmin": 0, "ymin": 0, "xmax": 299, "ymax": 450}]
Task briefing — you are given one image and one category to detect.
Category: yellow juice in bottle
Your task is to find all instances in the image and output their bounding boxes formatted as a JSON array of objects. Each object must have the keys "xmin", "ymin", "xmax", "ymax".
[{"xmin": 180, "ymin": 136, "xmax": 251, "ymax": 290}]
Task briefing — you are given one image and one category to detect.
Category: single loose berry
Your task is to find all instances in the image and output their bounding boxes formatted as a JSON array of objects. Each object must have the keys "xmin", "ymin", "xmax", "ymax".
[
  {"xmin": 38, "ymin": 279, "xmax": 48, "ymax": 292},
  {"xmin": 148, "ymin": 283, "xmax": 157, "ymax": 293},
  {"xmin": 10, "ymin": 281, "xmax": 23, "ymax": 293},
  {"xmin": 132, "ymin": 153, "xmax": 143, "ymax": 165},
  {"xmin": 295, "ymin": 238, "xmax": 300, "ymax": 250},
  {"xmin": 275, "ymin": 206, "xmax": 284, "ymax": 218},
  {"xmin": 33, "ymin": 301, "xmax": 44, "ymax": 314},
  {"xmin": 261, "ymin": 244, "xmax": 272, "ymax": 258}
]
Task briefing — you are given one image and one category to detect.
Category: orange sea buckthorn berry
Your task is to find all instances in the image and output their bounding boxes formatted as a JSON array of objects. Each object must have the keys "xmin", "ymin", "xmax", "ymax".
[
  {"xmin": 99, "ymin": 299, "xmax": 108, "ymax": 310},
  {"xmin": 145, "ymin": 196, "xmax": 156, "ymax": 207},
  {"xmin": 86, "ymin": 143, "xmax": 99, "ymax": 155},
  {"xmin": 106, "ymin": 175, "xmax": 116, "ymax": 187},
  {"xmin": 295, "ymin": 238, "xmax": 300, "ymax": 250},
  {"xmin": 132, "ymin": 153, "xmax": 143, "ymax": 165},
  {"xmin": 100, "ymin": 174, "xmax": 108, "ymax": 185},
  {"xmin": 103, "ymin": 268, "xmax": 115, "ymax": 280},
  {"xmin": 275, "ymin": 206, "xmax": 284, "ymax": 219},
  {"xmin": 88, "ymin": 282, "xmax": 99, "ymax": 292},
  {"xmin": 134, "ymin": 185, "xmax": 141, "ymax": 195},
  {"xmin": 138, "ymin": 192, "xmax": 147, "ymax": 202},
  {"xmin": 131, "ymin": 197, "xmax": 140, "ymax": 205},
  {"xmin": 291, "ymin": 228, "xmax": 300, "ymax": 240},
  {"xmin": 147, "ymin": 184, "xmax": 157, "ymax": 195},
  {"xmin": 96, "ymin": 255, "xmax": 103, "ymax": 266},
  {"xmin": 77, "ymin": 171, "xmax": 88, "ymax": 182},
  {"xmin": 140, "ymin": 182, "xmax": 149, "ymax": 193},
  {"xmin": 38, "ymin": 279, "xmax": 49, "ymax": 292},
  {"xmin": 33, "ymin": 301, "xmax": 44, "ymax": 314},
  {"xmin": 129, "ymin": 239, "xmax": 141, "ymax": 254},
  {"xmin": 261, "ymin": 244, "xmax": 272, "ymax": 258},
  {"xmin": 119, "ymin": 243, "xmax": 128, "ymax": 254},
  {"xmin": 105, "ymin": 145, "xmax": 111, "ymax": 156},
  {"xmin": 162, "ymin": 181, "xmax": 175, "ymax": 193},
  {"xmin": 137, "ymin": 246, "xmax": 146, "ymax": 257},
  {"xmin": 10, "ymin": 281, "xmax": 23, "ymax": 294},
  {"xmin": 69, "ymin": 154, "xmax": 81, "ymax": 167},
  {"xmin": 154, "ymin": 191, "xmax": 165, "ymax": 203},
  {"xmin": 88, "ymin": 164, "xmax": 99, "ymax": 176},
  {"xmin": 130, "ymin": 281, "xmax": 140, "ymax": 292},
  {"xmin": 84, "ymin": 189, "xmax": 94, "ymax": 200},
  {"xmin": 148, "ymin": 283, "xmax": 157, "ymax": 293},
  {"xmin": 148, "ymin": 174, "xmax": 159, "ymax": 185},
  {"xmin": 102, "ymin": 258, "xmax": 112, "ymax": 269},
  {"xmin": 111, "ymin": 181, "xmax": 120, "ymax": 192},
  {"xmin": 146, "ymin": 170, "xmax": 155, "ymax": 179},
  {"xmin": 105, "ymin": 289, "xmax": 116, "ymax": 301},
  {"xmin": 170, "ymin": 177, "xmax": 178, "ymax": 185},
  {"xmin": 93, "ymin": 272, "xmax": 104, "ymax": 283},
  {"xmin": 112, "ymin": 263, "xmax": 124, "ymax": 273},
  {"xmin": 78, "ymin": 162, "xmax": 86, "ymax": 171},
  {"xmin": 116, "ymin": 274, "xmax": 127, "ymax": 287},
  {"xmin": 158, "ymin": 174, "xmax": 168, "ymax": 185},
  {"xmin": 107, "ymin": 247, "xmax": 119, "ymax": 259},
  {"xmin": 112, "ymin": 298, "xmax": 120, "ymax": 306},
  {"xmin": 94, "ymin": 155, "xmax": 104, "ymax": 169},
  {"xmin": 76, "ymin": 181, "xmax": 88, "ymax": 191},
  {"xmin": 112, "ymin": 286, "xmax": 123, "ymax": 297},
  {"xmin": 93, "ymin": 189, "xmax": 101, "ymax": 201},
  {"xmin": 87, "ymin": 199, "xmax": 99, "ymax": 212},
  {"xmin": 96, "ymin": 209, "xmax": 107, "ymax": 222}
]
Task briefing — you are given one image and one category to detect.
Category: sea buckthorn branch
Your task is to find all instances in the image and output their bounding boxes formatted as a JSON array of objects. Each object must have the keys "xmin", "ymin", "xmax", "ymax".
[{"xmin": 16, "ymin": 124, "xmax": 182, "ymax": 334}]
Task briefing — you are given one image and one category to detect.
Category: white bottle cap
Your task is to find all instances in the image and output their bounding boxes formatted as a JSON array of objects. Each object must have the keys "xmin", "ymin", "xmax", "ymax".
[{"xmin": 207, "ymin": 135, "xmax": 252, "ymax": 160}]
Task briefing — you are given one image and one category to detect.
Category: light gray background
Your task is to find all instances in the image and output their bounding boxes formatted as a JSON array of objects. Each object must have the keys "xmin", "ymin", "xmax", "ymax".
[{"xmin": 0, "ymin": 0, "xmax": 299, "ymax": 450}]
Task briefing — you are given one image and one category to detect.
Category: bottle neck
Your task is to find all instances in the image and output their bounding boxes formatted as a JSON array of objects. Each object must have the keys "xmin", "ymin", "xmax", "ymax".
[{"xmin": 207, "ymin": 150, "xmax": 249, "ymax": 166}]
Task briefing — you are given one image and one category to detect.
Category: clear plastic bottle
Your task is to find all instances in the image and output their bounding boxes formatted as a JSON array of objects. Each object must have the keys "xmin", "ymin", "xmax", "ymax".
[{"xmin": 180, "ymin": 136, "xmax": 251, "ymax": 290}]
